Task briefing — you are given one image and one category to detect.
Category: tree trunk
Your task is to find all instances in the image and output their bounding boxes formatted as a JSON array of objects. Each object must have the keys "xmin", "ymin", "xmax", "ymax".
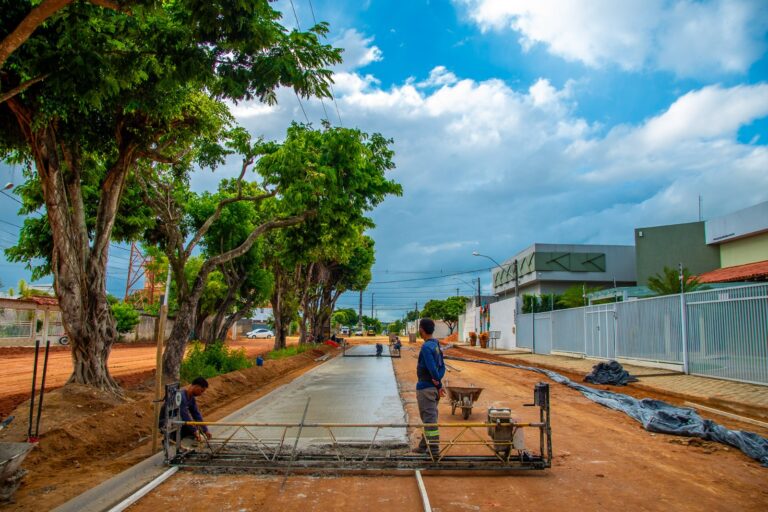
[
  {"xmin": 204, "ymin": 284, "xmax": 238, "ymax": 346},
  {"xmin": 8, "ymin": 100, "xmax": 132, "ymax": 394},
  {"xmin": 162, "ymin": 270, "xmax": 208, "ymax": 382}
]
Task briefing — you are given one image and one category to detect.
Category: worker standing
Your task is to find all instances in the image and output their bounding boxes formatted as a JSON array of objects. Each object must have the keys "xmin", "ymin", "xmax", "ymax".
[{"xmin": 415, "ymin": 318, "xmax": 445, "ymax": 456}]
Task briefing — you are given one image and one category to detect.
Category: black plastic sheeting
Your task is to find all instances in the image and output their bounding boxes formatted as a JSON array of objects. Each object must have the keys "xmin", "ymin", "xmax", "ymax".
[
  {"xmin": 445, "ymin": 355, "xmax": 768, "ymax": 467},
  {"xmin": 584, "ymin": 360, "xmax": 639, "ymax": 386}
]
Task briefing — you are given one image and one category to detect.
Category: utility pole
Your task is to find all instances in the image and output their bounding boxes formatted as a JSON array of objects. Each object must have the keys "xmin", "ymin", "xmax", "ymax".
[
  {"xmin": 456, "ymin": 287, "xmax": 460, "ymax": 297},
  {"xmin": 371, "ymin": 292, "xmax": 374, "ymax": 318},
  {"xmin": 151, "ymin": 263, "xmax": 172, "ymax": 454},
  {"xmin": 358, "ymin": 290, "xmax": 363, "ymax": 331}
]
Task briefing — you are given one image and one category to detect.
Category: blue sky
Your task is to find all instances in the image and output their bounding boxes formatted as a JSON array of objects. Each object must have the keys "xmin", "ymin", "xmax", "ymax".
[{"xmin": 1, "ymin": 0, "xmax": 767, "ymax": 322}]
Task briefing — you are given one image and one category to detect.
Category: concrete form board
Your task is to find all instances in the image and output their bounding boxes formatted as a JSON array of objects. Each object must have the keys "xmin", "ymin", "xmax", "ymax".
[{"xmin": 214, "ymin": 345, "xmax": 408, "ymax": 448}]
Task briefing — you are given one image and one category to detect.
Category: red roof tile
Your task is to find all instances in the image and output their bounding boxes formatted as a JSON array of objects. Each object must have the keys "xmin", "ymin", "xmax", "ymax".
[
  {"xmin": 697, "ymin": 260, "xmax": 768, "ymax": 283},
  {"xmin": 25, "ymin": 296, "xmax": 59, "ymax": 306}
]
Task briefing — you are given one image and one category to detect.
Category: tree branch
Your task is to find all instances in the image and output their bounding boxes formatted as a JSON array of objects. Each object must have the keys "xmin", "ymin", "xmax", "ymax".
[
  {"xmin": 0, "ymin": 1, "xmax": 127, "ymax": 70},
  {"xmin": 183, "ymin": 189, "xmax": 277, "ymax": 259},
  {"xmin": 204, "ymin": 211, "xmax": 314, "ymax": 270},
  {"xmin": 0, "ymin": 74, "xmax": 49, "ymax": 104}
]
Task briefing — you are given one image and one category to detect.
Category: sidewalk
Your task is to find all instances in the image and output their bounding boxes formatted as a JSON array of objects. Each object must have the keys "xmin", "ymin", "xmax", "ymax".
[{"xmin": 453, "ymin": 343, "xmax": 768, "ymax": 426}]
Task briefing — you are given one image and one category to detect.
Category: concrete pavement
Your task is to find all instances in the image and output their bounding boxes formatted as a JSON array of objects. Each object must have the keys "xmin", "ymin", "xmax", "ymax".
[{"xmin": 213, "ymin": 344, "xmax": 408, "ymax": 448}]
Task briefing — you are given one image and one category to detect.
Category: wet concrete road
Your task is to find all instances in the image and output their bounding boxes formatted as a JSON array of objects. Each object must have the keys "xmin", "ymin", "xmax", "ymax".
[{"xmin": 212, "ymin": 345, "xmax": 408, "ymax": 449}]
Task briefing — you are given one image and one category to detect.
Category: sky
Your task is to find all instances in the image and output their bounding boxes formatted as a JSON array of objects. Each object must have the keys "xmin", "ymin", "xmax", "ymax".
[{"xmin": 1, "ymin": 0, "xmax": 767, "ymax": 322}]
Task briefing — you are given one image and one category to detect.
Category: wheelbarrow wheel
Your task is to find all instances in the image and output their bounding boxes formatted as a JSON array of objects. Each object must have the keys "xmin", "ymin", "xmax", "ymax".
[{"xmin": 462, "ymin": 396, "xmax": 472, "ymax": 420}]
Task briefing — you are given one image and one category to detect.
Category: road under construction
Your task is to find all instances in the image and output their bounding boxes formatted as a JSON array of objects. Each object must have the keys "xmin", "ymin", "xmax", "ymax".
[{"xmin": 40, "ymin": 339, "xmax": 768, "ymax": 512}]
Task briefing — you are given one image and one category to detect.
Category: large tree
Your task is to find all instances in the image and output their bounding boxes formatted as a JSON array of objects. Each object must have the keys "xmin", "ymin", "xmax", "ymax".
[
  {"xmin": 0, "ymin": 1, "xmax": 340, "ymax": 391},
  {"xmin": 258, "ymin": 123, "xmax": 401, "ymax": 349},
  {"xmin": 421, "ymin": 296, "xmax": 466, "ymax": 334}
]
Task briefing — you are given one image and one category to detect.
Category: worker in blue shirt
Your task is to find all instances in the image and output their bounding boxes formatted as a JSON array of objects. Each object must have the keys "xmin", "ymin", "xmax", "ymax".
[
  {"xmin": 415, "ymin": 318, "xmax": 445, "ymax": 456},
  {"xmin": 160, "ymin": 376, "xmax": 212, "ymax": 441}
]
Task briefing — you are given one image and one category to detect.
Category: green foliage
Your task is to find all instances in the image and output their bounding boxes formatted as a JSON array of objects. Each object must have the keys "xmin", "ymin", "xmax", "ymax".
[
  {"xmin": 387, "ymin": 319, "xmax": 405, "ymax": 334},
  {"xmin": 332, "ymin": 308, "xmax": 358, "ymax": 327},
  {"xmin": 405, "ymin": 309, "xmax": 420, "ymax": 322},
  {"xmin": 421, "ymin": 296, "xmax": 466, "ymax": 333},
  {"xmin": 647, "ymin": 266, "xmax": 704, "ymax": 296},
  {"xmin": 361, "ymin": 315, "xmax": 382, "ymax": 334},
  {"xmin": 557, "ymin": 284, "xmax": 604, "ymax": 308},
  {"xmin": 422, "ymin": 296, "xmax": 466, "ymax": 322},
  {"xmin": 180, "ymin": 341, "xmax": 252, "ymax": 383},
  {"xmin": 522, "ymin": 294, "xmax": 568, "ymax": 313},
  {"xmin": 110, "ymin": 301, "xmax": 140, "ymax": 333},
  {"xmin": 266, "ymin": 344, "xmax": 310, "ymax": 360}
]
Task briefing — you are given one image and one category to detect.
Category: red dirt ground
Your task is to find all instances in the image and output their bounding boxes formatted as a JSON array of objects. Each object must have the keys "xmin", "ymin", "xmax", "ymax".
[
  {"xmin": 130, "ymin": 342, "xmax": 768, "ymax": 512},
  {"xmin": 0, "ymin": 343, "xmax": 336, "ymax": 511},
  {"xmin": 0, "ymin": 337, "xmax": 297, "ymax": 417}
]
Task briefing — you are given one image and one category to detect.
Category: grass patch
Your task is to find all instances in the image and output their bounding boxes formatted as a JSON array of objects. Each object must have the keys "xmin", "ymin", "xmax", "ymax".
[
  {"xmin": 265, "ymin": 344, "xmax": 311, "ymax": 360},
  {"xmin": 180, "ymin": 341, "xmax": 253, "ymax": 383}
]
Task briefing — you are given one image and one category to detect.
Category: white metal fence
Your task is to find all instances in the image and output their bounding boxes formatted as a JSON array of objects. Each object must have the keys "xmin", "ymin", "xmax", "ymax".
[
  {"xmin": 686, "ymin": 284, "xmax": 768, "ymax": 385},
  {"xmin": 514, "ymin": 283, "xmax": 768, "ymax": 385}
]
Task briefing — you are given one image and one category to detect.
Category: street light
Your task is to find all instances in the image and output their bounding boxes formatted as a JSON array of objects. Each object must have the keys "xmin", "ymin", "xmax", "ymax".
[
  {"xmin": 472, "ymin": 251, "xmax": 504, "ymax": 270},
  {"xmin": 473, "ymin": 250, "xmax": 520, "ymax": 312}
]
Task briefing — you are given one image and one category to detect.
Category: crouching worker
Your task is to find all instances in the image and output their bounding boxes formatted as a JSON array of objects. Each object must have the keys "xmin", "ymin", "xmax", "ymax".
[
  {"xmin": 160, "ymin": 376, "xmax": 212, "ymax": 441},
  {"xmin": 415, "ymin": 318, "xmax": 445, "ymax": 456}
]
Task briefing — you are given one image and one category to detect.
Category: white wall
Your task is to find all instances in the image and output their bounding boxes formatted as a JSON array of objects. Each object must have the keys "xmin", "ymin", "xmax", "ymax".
[
  {"xmin": 407, "ymin": 319, "xmax": 451, "ymax": 339},
  {"xmin": 489, "ymin": 297, "xmax": 518, "ymax": 349},
  {"xmin": 460, "ymin": 305, "xmax": 481, "ymax": 342}
]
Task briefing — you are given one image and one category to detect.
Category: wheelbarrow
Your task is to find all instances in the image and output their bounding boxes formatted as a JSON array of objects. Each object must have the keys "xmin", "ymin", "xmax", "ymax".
[
  {"xmin": 1, "ymin": 442, "xmax": 35, "ymax": 502},
  {"xmin": 446, "ymin": 386, "xmax": 484, "ymax": 420}
]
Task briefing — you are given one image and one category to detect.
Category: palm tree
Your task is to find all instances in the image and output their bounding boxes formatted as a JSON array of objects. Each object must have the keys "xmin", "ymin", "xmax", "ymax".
[{"xmin": 647, "ymin": 266, "xmax": 703, "ymax": 296}]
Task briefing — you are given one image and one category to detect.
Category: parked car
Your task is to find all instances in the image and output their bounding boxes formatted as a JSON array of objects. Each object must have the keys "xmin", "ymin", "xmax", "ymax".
[
  {"xmin": 340, "ymin": 326, "xmax": 350, "ymax": 335},
  {"xmin": 367, "ymin": 329, "xmax": 376, "ymax": 336},
  {"xmin": 354, "ymin": 329, "xmax": 364, "ymax": 336},
  {"xmin": 246, "ymin": 328, "xmax": 274, "ymax": 339}
]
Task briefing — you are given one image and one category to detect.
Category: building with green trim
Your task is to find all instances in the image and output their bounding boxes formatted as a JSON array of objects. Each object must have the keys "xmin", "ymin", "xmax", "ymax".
[{"xmin": 492, "ymin": 243, "xmax": 636, "ymax": 299}]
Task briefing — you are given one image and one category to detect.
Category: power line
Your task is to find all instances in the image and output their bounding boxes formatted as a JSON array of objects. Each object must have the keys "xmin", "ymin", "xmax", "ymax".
[
  {"xmin": 369, "ymin": 266, "xmax": 491, "ymax": 284},
  {"xmin": 306, "ymin": 0, "xmax": 343, "ymax": 126}
]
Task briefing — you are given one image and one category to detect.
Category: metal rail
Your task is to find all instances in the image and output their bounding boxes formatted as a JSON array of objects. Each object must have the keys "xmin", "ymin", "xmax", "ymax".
[
  {"xmin": 342, "ymin": 343, "xmax": 402, "ymax": 358},
  {"xmin": 162, "ymin": 383, "xmax": 552, "ymax": 472}
]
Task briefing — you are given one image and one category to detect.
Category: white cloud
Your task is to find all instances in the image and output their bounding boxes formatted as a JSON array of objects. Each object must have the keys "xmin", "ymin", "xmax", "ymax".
[
  {"xmin": 200, "ymin": 66, "xmax": 768, "ymax": 303},
  {"xmin": 332, "ymin": 29, "xmax": 383, "ymax": 71},
  {"xmin": 454, "ymin": 0, "xmax": 768, "ymax": 77},
  {"xmin": 418, "ymin": 66, "xmax": 459, "ymax": 88}
]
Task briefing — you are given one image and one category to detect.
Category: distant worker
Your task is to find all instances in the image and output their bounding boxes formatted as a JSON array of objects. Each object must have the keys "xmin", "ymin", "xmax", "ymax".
[
  {"xmin": 160, "ymin": 376, "xmax": 212, "ymax": 441},
  {"xmin": 415, "ymin": 318, "xmax": 445, "ymax": 456},
  {"xmin": 375, "ymin": 343, "xmax": 384, "ymax": 356}
]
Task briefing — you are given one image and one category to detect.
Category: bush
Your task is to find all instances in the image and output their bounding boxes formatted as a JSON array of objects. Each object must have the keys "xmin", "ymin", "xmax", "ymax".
[
  {"xmin": 111, "ymin": 301, "xmax": 140, "ymax": 333},
  {"xmin": 265, "ymin": 344, "xmax": 310, "ymax": 360},
  {"xmin": 180, "ymin": 341, "xmax": 253, "ymax": 383}
]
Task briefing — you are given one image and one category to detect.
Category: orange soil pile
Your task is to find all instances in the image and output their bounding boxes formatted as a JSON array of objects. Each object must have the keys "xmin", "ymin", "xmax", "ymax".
[
  {"xmin": 0, "ymin": 345, "xmax": 334, "ymax": 511},
  {"xmin": 442, "ymin": 332, "xmax": 458, "ymax": 343}
]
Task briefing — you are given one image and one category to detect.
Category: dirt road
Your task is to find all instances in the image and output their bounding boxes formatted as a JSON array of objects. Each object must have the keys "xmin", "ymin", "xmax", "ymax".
[
  {"xmin": 0, "ymin": 337, "xmax": 294, "ymax": 416},
  {"xmin": 128, "ymin": 342, "xmax": 767, "ymax": 511}
]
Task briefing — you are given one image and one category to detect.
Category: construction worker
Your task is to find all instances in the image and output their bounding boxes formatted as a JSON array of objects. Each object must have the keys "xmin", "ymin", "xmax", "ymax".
[
  {"xmin": 160, "ymin": 376, "xmax": 212, "ymax": 441},
  {"xmin": 415, "ymin": 318, "xmax": 445, "ymax": 456}
]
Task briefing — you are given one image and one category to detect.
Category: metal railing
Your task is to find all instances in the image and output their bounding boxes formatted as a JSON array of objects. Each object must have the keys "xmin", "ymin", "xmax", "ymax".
[
  {"xmin": 512, "ymin": 283, "xmax": 768, "ymax": 385},
  {"xmin": 162, "ymin": 383, "xmax": 553, "ymax": 472},
  {"xmin": 685, "ymin": 283, "xmax": 768, "ymax": 385}
]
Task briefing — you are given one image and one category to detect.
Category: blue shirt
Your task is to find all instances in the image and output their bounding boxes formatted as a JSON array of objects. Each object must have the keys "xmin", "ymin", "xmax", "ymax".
[
  {"xmin": 180, "ymin": 390, "xmax": 209, "ymax": 433},
  {"xmin": 416, "ymin": 338, "xmax": 446, "ymax": 390}
]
